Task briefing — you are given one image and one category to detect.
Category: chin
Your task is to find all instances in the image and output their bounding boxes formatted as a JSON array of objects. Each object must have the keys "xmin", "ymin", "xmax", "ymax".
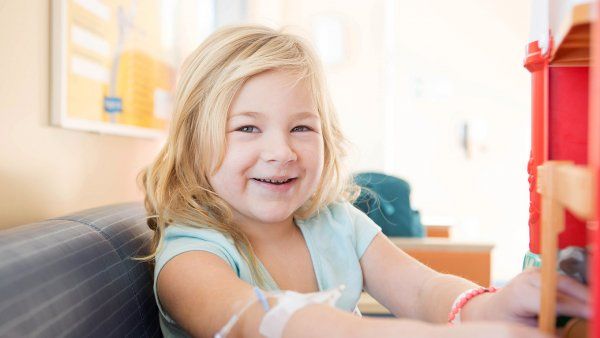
[{"xmin": 250, "ymin": 206, "xmax": 296, "ymax": 224}]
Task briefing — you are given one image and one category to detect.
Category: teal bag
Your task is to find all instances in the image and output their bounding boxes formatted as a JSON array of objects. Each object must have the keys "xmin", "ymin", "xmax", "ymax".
[{"xmin": 353, "ymin": 172, "xmax": 424, "ymax": 237}]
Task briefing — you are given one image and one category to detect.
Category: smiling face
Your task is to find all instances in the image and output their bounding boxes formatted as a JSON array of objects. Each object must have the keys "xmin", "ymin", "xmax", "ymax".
[{"xmin": 209, "ymin": 69, "xmax": 324, "ymax": 229}]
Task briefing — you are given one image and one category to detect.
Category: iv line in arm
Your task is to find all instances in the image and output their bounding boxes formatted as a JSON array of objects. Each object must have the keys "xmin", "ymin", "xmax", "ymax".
[{"xmin": 215, "ymin": 284, "xmax": 346, "ymax": 338}]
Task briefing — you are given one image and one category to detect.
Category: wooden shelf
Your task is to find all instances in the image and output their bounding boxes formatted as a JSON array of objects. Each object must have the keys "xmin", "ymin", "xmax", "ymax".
[
  {"xmin": 551, "ymin": 2, "xmax": 592, "ymax": 65},
  {"xmin": 389, "ymin": 237, "xmax": 494, "ymax": 252},
  {"xmin": 424, "ymin": 225, "xmax": 451, "ymax": 238}
]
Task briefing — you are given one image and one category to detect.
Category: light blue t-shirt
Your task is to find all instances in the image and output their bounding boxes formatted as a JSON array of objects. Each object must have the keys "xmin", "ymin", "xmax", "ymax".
[{"xmin": 153, "ymin": 201, "xmax": 382, "ymax": 337}]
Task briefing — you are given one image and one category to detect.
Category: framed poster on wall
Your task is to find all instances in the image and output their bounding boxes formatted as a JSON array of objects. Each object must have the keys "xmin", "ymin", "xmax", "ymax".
[{"xmin": 51, "ymin": 0, "xmax": 218, "ymax": 138}]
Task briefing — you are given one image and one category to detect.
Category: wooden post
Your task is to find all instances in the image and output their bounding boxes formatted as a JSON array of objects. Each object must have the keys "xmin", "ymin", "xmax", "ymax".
[
  {"xmin": 538, "ymin": 163, "xmax": 566, "ymax": 334},
  {"xmin": 537, "ymin": 161, "xmax": 594, "ymax": 334}
]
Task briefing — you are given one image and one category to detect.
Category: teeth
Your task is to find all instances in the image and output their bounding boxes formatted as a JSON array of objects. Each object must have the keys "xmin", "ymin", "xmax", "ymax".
[{"xmin": 255, "ymin": 178, "xmax": 292, "ymax": 184}]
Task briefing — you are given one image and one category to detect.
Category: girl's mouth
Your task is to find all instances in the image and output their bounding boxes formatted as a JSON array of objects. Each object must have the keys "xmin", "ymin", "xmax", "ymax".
[
  {"xmin": 252, "ymin": 177, "xmax": 296, "ymax": 185},
  {"xmin": 251, "ymin": 177, "xmax": 298, "ymax": 192}
]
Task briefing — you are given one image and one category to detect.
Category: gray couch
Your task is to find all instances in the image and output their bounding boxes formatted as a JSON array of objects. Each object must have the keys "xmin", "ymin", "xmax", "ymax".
[{"xmin": 0, "ymin": 203, "xmax": 162, "ymax": 337}]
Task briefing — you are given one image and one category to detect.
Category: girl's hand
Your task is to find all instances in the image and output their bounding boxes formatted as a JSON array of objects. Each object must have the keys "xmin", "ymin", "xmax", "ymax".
[{"xmin": 466, "ymin": 267, "xmax": 589, "ymax": 326}]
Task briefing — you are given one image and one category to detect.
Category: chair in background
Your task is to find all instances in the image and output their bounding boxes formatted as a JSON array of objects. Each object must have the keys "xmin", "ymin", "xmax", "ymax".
[{"xmin": 353, "ymin": 172, "xmax": 424, "ymax": 237}]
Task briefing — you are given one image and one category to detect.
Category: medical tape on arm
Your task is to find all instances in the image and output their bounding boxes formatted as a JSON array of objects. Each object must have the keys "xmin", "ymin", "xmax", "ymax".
[{"xmin": 258, "ymin": 285, "xmax": 345, "ymax": 338}]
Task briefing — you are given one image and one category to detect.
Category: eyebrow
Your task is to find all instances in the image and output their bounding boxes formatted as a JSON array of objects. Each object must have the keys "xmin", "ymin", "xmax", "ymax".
[{"xmin": 228, "ymin": 111, "xmax": 320, "ymax": 120}]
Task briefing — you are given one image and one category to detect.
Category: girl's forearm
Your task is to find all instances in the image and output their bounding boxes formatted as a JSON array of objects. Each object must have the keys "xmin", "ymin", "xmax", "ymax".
[
  {"xmin": 284, "ymin": 304, "xmax": 437, "ymax": 338},
  {"xmin": 236, "ymin": 301, "xmax": 436, "ymax": 338},
  {"xmin": 416, "ymin": 272, "xmax": 481, "ymax": 323}
]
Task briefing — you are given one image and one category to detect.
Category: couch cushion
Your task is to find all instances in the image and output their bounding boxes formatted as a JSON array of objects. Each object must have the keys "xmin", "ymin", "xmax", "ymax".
[{"xmin": 0, "ymin": 203, "xmax": 161, "ymax": 337}]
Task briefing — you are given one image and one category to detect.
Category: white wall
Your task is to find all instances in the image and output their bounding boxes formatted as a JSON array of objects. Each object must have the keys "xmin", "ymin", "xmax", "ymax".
[{"xmin": 389, "ymin": 0, "xmax": 532, "ymax": 283}]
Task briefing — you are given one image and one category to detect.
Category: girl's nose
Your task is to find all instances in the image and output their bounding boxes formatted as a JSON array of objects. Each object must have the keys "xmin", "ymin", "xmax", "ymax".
[{"xmin": 260, "ymin": 132, "xmax": 298, "ymax": 164}]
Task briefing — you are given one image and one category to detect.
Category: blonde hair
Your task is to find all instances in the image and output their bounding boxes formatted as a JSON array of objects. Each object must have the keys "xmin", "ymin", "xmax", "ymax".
[{"xmin": 134, "ymin": 24, "xmax": 359, "ymax": 287}]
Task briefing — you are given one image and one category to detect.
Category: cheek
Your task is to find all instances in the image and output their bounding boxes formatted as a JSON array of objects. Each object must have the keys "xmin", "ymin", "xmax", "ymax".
[
  {"xmin": 220, "ymin": 139, "xmax": 255, "ymax": 167},
  {"xmin": 297, "ymin": 137, "xmax": 324, "ymax": 172},
  {"xmin": 213, "ymin": 145, "xmax": 256, "ymax": 183},
  {"xmin": 209, "ymin": 166, "xmax": 245, "ymax": 197}
]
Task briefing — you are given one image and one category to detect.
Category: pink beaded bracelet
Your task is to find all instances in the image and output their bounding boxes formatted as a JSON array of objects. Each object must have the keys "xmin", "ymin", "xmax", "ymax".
[{"xmin": 447, "ymin": 286, "xmax": 498, "ymax": 325}]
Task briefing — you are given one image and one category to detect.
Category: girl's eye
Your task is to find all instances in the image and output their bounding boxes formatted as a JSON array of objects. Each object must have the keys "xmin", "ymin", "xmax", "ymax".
[
  {"xmin": 291, "ymin": 125, "xmax": 311, "ymax": 132},
  {"xmin": 237, "ymin": 125, "xmax": 259, "ymax": 133}
]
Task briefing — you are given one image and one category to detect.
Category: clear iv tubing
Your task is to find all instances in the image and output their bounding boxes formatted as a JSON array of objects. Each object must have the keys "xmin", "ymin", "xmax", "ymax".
[{"xmin": 214, "ymin": 287, "xmax": 277, "ymax": 338}]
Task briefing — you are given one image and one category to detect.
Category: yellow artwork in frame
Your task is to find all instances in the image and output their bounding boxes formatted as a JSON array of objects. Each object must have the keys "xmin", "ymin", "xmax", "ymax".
[{"xmin": 51, "ymin": 0, "xmax": 212, "ymax": 138}]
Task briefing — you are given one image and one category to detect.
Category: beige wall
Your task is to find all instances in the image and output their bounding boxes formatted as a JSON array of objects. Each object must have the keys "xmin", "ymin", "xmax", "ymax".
[{"xmin": 0, "ymin": 0, "xmax": 162, "ymax": 229}]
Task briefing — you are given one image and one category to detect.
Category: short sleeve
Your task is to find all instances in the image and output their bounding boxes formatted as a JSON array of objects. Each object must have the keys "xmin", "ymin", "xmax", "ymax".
[
  {"xmin": 345, "ymin": 203, "xmax": 382, "ymax": 258},
  {"xmin": 326, "ymin": 202, "xmax": 381, "ymax": 259},
  {"xmin": 153, "ymin": 225, "xmax": 239, "ymax": 324}
]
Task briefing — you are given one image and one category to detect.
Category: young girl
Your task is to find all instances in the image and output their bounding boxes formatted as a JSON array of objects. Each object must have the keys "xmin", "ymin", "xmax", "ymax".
[{"xmin": 137, "ymin": 25, "xmax": 588, "ymax": 338}]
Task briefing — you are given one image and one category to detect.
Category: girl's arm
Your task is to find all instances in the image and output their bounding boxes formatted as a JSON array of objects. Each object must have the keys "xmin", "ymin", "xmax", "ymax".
[
  {"xmin": 158, "ymin": 249, "xmax": 553, "ymax": 337},
  {"xmin": 359, "ymin": 232, "xmax": 478, "ymax": 322},
  {"xmin": 157, "ymin": 250, "xmax": 434, "ymax": 338},
  {"xmin": 360, "ymin": 233, "xmax": 589, "ymax": 324}
]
